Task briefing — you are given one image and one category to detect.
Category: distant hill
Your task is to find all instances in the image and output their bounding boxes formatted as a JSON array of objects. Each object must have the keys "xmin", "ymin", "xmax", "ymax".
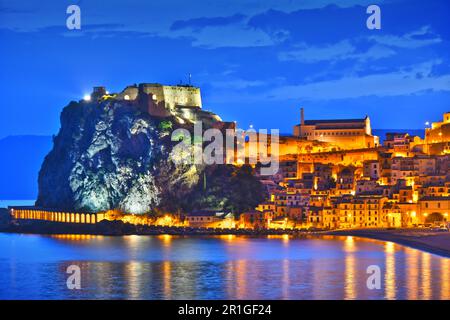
[
  {"xmin": 0, "ymin": 135, "xmax": 52, "ymax": 200},
  {"xmin": 373, "ymin": 129, "xmax": 424, "ymax": 143}
]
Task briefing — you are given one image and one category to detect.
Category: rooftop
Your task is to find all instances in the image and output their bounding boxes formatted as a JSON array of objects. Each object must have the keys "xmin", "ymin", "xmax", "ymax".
[{"xmin": 297, "ymin": 117, "xmax": 367, "ymax": 127}]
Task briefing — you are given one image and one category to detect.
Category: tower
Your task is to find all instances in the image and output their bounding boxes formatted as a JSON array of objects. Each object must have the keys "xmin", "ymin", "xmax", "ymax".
[{"xmin": 300, "ymin": 107, "xmax": 305, "ymax": 126}]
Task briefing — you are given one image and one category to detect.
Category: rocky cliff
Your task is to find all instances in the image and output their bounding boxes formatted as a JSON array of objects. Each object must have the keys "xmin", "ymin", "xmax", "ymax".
[
  {"xmin": 36, "ymin": 97, "xmax": 202, "ymax": 214},
  {"xmin": 36, "ymin": 93, "xmax": 265, "ymax": 214}
]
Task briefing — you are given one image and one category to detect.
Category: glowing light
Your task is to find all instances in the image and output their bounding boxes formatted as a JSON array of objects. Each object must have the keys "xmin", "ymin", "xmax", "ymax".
[
  {"xmin": 83, "ymin": 94, "xmax": 91, "ymax": 101},
  {"xmin": 160, "ymin": 234, "xmax": 172, "ymax": 244},
  {"xmin": 220, "ymin": 234, "xmax": 236, "ymax": 242},
  {"xmin": 124, "ymin": 95, "xmax": 130, "ymax": 100}
]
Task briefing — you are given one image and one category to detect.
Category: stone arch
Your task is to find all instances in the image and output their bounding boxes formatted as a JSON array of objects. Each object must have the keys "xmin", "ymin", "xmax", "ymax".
[
  {"xmin": 75, "ymin": 213, "xmax": 80, "ymax": 223},
  {"xmin": 71, "ymin": 213, "xmax": 75, "ymax": 223},
  {"xmin": 86, "ymin": 214, "xmax": 90, "ymax": 224},
  {"xmin": 91, "ymin": 215, "xmax": 96, "ymax": 224},
  {"xmin": 426, "ymin": 212, "xmax": 445, "ymax": 223},
  {"xmin": 81, "ymin": 213, "xmax": 85, "ymax": 224}
]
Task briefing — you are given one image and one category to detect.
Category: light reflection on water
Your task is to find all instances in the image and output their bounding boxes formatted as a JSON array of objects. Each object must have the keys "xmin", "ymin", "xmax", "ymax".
[{"xmin": 0, "ymin": 233, "xmax": 448, "ymax": 300}]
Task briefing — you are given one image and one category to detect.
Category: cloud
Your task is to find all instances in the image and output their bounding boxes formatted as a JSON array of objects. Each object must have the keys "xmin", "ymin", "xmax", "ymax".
[
  {"xmin": 0, "ymin": 5, "xmax": 36, "ymax": 14},
  {"xmin": 172, "ymin": 22, "xmax": 281, "ymax": 48},
  {"xmin": 212, "ymin": 79, "xmax": 266, "ymax": 89},
  {"xmin": 278, "ymin": 40, "xmax": 396, "ymax": 63},
  {"xmin": 369, "ymin": 26, "xmax": 442, "ymax": 49},
  {"xmin": 167, "ymin": 13, "xmax": 283, "ymax": 48},
  {"xmin": 357, "ymin": 45, "xmax": 397, "ymax": 61},
  {"xmin": 279, "ymin": 40, "xmax": 355, "ymax": 62},
  {"xmin": 266, "ymin": 60, "xmax": 450, "ymax": 101},
  {"xmin": 275, "ymin": 26, "xmax": 442, "ymax": 65},
  {"xmin": 171, "ymin": 14, "xmax": 246, "ymax": 31},
  {"xmin": 0, "ymin": 0, "xmax": 383, "ymax": 32}
]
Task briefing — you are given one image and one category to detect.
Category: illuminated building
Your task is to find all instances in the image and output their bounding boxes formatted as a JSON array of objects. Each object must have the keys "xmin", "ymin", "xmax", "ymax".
[
  {"xmin": 9, "ymin": 206, "xmax": 105, "ymax": 224},
  {"xmin": 418, "ymin": 196, "xmax": 450, "ymax": 224},
  {"xmin": 239, "ymin": 210, "xmax": 272, "ymax": 229},
  {"xmin": 293, "ymin": 108, "xmax": 379, "ymax": 149},
  {"xmin": 185, "ymin": 211, "xmax": 235, "ymax": 229},
  {"xmin": 425, "ymin": 111, "xmax": 450, "ymax": 155},
  {"xmin": 363, "ymin": 160, "xmax": 380, "ymax": 180}
]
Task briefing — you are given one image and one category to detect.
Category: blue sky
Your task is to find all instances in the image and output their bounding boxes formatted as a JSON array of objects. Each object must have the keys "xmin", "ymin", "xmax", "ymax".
[{"xmin": 1, "ymin": 0, "xmax": 449, "ymax": 138}]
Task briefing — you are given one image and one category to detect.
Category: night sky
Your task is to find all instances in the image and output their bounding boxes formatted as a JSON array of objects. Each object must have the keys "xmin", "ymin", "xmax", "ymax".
[{"xmin": 1, "ymin": 0, "xmax": 450, "ymax": 139}]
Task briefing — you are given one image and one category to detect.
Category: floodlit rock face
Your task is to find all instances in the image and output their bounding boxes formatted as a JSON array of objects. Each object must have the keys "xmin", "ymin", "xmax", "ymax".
[{"xmin": 36, "ymin": 98, "xmax": 200, "ymax": 214}]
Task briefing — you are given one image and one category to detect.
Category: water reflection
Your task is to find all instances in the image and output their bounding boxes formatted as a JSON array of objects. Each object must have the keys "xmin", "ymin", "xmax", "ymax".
[
  {"xmin": 344, "ymin": 236, "xmax": 356, "ymax": 300},
  {"xmin": 0, "ymin": 233, "xmax": 448, "ymax": 300},
  {"xmin": 385, "ymin": 242, "xmax": 396, "ymax": 300},
  {"xmin": 405, "ymin": 247, "xmax": 419, "ymax": 300},
  {"xmin": 441, "ymin": 258, "xmax": 449, "ymax": 300},
  {"xmin": 163, "ymin": 261, "xmax": 171, "ymax": 299},
  {"xmin": 421, "ymin": 252, "xmax": 432, "ymax": 300}
]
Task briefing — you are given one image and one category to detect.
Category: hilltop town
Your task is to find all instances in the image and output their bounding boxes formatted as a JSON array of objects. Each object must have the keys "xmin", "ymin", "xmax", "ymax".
[
  {"xmin": 8, "ymin": 84, "xmax": 450, "ymax": 232},
  {"xmin": 248, "ymin": 109, "xmax": 450, "ymax": 230}
]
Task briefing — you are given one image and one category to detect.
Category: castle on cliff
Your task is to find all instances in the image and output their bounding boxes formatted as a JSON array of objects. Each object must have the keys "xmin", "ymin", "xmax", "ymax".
[{"xmin": 89, "ymin": 83, "xmax": 226, "ymax": 127}]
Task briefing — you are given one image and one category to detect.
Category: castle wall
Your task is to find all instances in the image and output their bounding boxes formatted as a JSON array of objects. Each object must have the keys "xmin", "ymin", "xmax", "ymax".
[{"xmin": 140, "ymin": 84, "xmax": 202, "ymax": 110}]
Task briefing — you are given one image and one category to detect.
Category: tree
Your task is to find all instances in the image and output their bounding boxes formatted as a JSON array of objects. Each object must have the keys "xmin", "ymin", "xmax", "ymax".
[{"xmin": 183, "ymin": 164, "xmax": 267, "ymax": 213}]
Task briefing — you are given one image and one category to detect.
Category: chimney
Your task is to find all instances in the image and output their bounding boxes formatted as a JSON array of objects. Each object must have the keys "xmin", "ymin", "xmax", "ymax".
[{"xmin": 300, "ymin": 107, "xmax": 305, "ymax": 126}]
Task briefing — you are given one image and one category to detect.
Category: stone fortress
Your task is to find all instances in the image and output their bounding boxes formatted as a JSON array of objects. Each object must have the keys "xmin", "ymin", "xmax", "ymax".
[{"xmin": 91, "ymin": 83, "xmax": 223, "ymax": 127}]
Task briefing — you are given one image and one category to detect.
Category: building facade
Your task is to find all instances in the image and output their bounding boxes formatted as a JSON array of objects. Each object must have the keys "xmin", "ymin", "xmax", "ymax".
[{"xmin": 293, "ymin": 108, "xmax": 379, "ymax": 149}]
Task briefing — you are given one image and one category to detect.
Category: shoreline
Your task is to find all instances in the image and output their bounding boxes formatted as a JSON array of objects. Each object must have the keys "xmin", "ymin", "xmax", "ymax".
[
  {"xmin": 1, "ymin": 215, "xmax": 450, "ymax": 258},
  {"xmin": 327, "ymin": 229, "xmax": 450, "ymax": 258}
]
